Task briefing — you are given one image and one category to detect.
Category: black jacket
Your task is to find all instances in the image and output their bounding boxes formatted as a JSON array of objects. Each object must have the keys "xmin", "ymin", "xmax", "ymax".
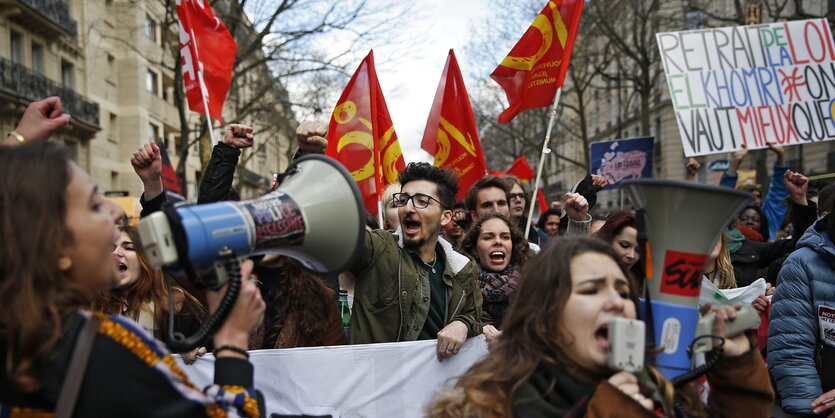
[
  {"xmin": 198, "ymin": 142, "xmax": 242, "ymax": 204},
  {"xmin": 731, "ymin": 201, "xmax": 818, "ymax": 287}
]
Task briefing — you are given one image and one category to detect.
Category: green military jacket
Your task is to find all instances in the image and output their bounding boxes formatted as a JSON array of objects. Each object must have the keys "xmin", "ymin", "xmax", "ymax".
[{"xmin": 349, "ymin": 229, "xmax": 482, "ymax": 344}]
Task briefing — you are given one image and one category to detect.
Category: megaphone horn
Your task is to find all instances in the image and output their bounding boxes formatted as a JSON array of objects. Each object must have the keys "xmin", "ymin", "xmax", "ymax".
[
  {"xmin": 137, "ymin": 154, "xmax": 366, "ymax": 283},
  {"xmin": 622, "ymin": 179, "xmax": 752, "ymax": 379}
]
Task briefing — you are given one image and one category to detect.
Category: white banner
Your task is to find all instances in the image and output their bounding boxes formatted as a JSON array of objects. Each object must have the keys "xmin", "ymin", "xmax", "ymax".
[
  {"xmin": 657, "ymin": 18, "xmax": 835, "ymax": 156},
  {"xmin": 177, "ymin": 336, "xmax": 489, "ymax": 417}
]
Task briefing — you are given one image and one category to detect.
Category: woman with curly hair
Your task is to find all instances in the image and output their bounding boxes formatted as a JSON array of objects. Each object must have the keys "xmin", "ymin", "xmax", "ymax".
[
  {"xmin": 249, "ymin": 256, "xmax": 346, "ymax": 349},
  {"xmin": 429, "ymin": 236, "xmax": 773, "ymax": 417},
  {"xmin": 461, "ymin": 213, "xmax": 532, "ymax": 341}
]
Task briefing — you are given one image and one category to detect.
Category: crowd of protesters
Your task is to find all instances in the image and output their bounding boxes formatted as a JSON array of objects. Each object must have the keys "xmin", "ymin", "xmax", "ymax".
[{"xmin": 1, "ymin": 97, "xmax": 834, "ymax": 417}]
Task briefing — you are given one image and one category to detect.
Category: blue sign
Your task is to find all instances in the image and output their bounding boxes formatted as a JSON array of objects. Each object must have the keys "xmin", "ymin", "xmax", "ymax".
[
  {"xmin": 707, "ymin": 158, "xmax": 730, "ymax": 173},
  {"xmin": 590, "ymin": 137, "xmax": 654, "ymax": 189}
]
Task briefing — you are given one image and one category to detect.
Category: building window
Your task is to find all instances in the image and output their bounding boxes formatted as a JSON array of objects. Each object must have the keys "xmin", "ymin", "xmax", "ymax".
[
  {"xmin": 107, "ymin": 54, "xmax": 116, "ymax": 81},
  {"xmin": 147, "ymin": 123, "xmax": 159, "ymax": 143},
  {"xmin": 61, "ymin": 60, "xmax": 75, "ymax": 89},
  {"xmin": 146, "ymin": 70, "xmax": 159, "ymax": 95},
  {"xmin": 31, "ymin": 43, "xmax": 44, "ymax": 73},
  {"xmin": 685, "ymin": 10, "xmax": 705, "ymax": 30},
  {"xmin": 65, "ymin": 140, "xmax": 79, "ymax": 163},
  {"xmin": 144, "ymin": 14, "xmax": 157, "ymax": 42},
  {"xmin": 10, "ymin": 31, "xmax": 24, "ymax": 64},
  {"xmin": 109, "ymin": 113, "xmax": 118, "ymax": 142}
]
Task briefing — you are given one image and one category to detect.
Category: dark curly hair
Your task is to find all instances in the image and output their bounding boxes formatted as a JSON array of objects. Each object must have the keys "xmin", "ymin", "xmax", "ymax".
[
  {"xmin": 461, "ymin": 213, "xmax": 531, "ymax": 269},
  {"xmin": 398, "ymin": 162, "xmax": 459, "ymax": 209},
  {"xmin": 536, "ymin": 208, "xmax": 561, "ymax": 230},
  {"xmin": 259, "ymin": 257, "xmax": 342, "ymax": 348}
]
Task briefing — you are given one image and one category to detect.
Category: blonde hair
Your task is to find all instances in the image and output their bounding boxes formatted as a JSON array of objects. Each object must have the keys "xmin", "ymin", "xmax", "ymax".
[
  {"xmin": 714, "ymin": 232, "xmax": 737, "ymax": 289},
  {"xmin": 381, "ymin": 183, "xmax": 400, "ymax": 209}
]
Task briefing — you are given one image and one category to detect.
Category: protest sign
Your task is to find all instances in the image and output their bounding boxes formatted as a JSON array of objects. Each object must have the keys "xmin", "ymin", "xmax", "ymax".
[
  {"xmin": 590, "ymin": 136, "xmax": 654, "ymax": 189},
  {"xmin": 177, "ymin": 337, "xmax": 489, "ymax": 417},
  {"xmin": 657, "ymin": 18, "xmax": 835, "ymax": 157}
]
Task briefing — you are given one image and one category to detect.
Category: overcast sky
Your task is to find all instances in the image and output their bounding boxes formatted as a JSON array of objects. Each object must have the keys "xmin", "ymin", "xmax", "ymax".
[
  {"xmin": 246, "ymin": 0, "xmax": 531, "ymax": 163},
  {"xmin": 368, "ymin": 0, "xmax": 491, "ymax": 163}
]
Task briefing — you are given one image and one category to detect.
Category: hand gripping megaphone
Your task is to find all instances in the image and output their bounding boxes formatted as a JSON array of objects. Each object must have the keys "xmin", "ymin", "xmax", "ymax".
[
  {"xmin": 137, "ymin": 154, "xmax": 366, "ymax": 285},
  {"xmin": 622, "ymin": 179, "xmax": 753, "ymax": 380}
]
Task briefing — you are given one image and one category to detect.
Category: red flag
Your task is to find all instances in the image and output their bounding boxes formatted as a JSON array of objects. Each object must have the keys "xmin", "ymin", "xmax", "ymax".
[
  {"xmin": 421, "ymin": 50, "xmax": 487, "ymax": 200},
  {"xmin": 156, "ymin": 141, "xmax": 185, "ymax": 202},
  {"xmin": 505, "ymin": 156, "xmax": 535, "ymax": 181},
  {"xmin": 326, "ymin": 51, "xmax": 406, "ymax": 215},
  {"xmin": 176, "ymin": 0, "xmax": 237, "ymax": 122},
  {"xmin": 491, "ymin": 0, "xmax": 584, "ymax": 123},
  {"xmin": 537, "ymin": 188, "xmax": 549, "ymax": 214}
]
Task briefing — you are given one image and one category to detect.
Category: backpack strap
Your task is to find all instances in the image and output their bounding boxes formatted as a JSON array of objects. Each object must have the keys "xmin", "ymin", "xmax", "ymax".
[{"xmin": 55, "ymin": 315, "xmax": 103, "ymax": 418}]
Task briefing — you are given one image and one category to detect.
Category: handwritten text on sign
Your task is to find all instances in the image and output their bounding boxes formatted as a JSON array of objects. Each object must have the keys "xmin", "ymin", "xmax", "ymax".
[
  {"xmin": 660, "ymin": 250, "xmax": 709, "ymax": 298},
  {"xmin": 657, "ymin": 18, "xmax": 835, "ymax": 157}
]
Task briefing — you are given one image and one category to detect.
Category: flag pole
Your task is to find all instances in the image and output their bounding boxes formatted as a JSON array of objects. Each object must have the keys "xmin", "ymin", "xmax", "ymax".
[
  {"xmin": 189, "ymin": 27, "xmax": 216, "ymax": 146},
  {"xmin": 377, "ymin": 199, "xmax": 384, "ymax": 230},
  {"xmin": 524, "ymin": 87, "xmax": 562, "ymax": 235},
  {"xmin": 197, "ymin": 65, "xmax": 217, "ymax": 146}
]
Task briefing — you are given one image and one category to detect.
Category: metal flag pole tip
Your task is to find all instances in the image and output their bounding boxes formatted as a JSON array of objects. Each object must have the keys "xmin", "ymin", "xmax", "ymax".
[{"xmin": 524, "ymin": 87, "xmax": 562, "ymax": 236}]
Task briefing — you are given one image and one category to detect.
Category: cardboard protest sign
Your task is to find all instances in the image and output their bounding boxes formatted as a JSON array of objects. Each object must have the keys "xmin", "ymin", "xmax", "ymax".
[
  {"xmin": 657, "ymin": 18, "xmax": 835, "ymax": 157},
  {"xmin": 590, "ymin": 136, "xmax": 654, "ymax": 189}
]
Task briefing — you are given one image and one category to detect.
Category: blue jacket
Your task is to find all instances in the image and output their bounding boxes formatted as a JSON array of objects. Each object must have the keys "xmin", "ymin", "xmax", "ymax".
[
  {"xmin": 768, "ymin": 217, "xmax": 835, "ymax": 414},
  {"xmin": 720, "ymin": 161, "xmax": 789, "ymax": 240}
]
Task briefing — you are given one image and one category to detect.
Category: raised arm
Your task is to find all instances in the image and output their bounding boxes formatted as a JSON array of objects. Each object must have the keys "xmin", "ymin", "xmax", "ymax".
[
  {"xmin": 197, "ymin": 124, "xmax": 253, "ymax": 204},
  {"xmin": 3, "ymin": 97, "xmax": 71, "ymax": 146}
]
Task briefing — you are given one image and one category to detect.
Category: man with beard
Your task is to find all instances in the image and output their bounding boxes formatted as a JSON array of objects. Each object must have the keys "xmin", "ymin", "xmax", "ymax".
[
  {"xmin": 349, "ymin": 163, "xmax": 481, "ymax": 361},
  {"xmin": 292, "ymin": 124, "xmax": 480, "ymax": 360}
]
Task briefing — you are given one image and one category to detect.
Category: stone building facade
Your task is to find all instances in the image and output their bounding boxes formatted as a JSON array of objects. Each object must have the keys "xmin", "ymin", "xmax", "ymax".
[{"xmin": 0, "ymin": 0, "xmax": 293, "ymax": 200}]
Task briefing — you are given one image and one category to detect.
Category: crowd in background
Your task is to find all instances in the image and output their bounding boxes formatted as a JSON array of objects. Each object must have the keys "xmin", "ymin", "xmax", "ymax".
[{"xmin": 1, "ymin": 97, "xmax": 834, "ymax": 417}]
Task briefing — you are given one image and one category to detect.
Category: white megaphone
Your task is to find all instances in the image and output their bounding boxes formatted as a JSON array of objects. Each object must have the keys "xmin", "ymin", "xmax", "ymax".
[
  {"xmin": 137, "ymin": 154, "xmax": 365, "ymax": 288},
  {"xmin": 622, "ymin": 179, "xmax": 753, "ymax": 379}
]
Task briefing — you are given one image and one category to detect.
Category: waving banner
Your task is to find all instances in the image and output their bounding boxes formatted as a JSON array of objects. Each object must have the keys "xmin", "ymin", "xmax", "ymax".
[
  {"xmin": 491, "ymin": 0, "xmax": 585, "ymax": 123},
  {"xmin": 422, "ymin": 50, "xmax": 487, "ymax": 200},
  {"xmin": 176, "ymin": 0, "xmax": 237, "ymax": 122},
  {"xmin": 327, "ymin": 51, "xmax": 406, "ymax": 215},
  {"xmin": 657, "ymin": 18, "xmax": 835, "ymax": 156}
]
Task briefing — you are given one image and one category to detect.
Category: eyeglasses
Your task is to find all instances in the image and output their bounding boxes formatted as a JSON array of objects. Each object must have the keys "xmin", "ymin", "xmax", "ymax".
[
  {"xmin": 392, "ymin": 192, "xmax": 446, "ymax": 209},
  {"xmin": 509, "ymin": 193, "xmax": 527, "ymax": 201}
]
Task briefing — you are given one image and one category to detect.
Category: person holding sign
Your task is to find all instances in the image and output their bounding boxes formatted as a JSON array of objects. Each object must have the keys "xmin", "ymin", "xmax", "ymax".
[{"xmin": 720, "ymin": 143, "xmax": 789, "ymax": 241}]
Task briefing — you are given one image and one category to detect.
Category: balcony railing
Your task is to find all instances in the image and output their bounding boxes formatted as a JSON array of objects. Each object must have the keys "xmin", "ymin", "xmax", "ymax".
[
  {"xmin": 17, "ymin": 0, "xmax": 78, "ymax": 39},
  {"xmin": 0, "ymin": 57, "xmax": 99, "ymax": 129}
]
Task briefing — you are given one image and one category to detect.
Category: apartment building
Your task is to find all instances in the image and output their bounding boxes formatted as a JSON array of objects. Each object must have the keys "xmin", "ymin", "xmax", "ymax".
[{"xmin": 0, "ymin": 0, "xmax": 292, "ymax": 200}]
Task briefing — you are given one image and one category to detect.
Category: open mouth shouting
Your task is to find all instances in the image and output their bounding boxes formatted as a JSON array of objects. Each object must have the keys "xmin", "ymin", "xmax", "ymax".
[
  {"xmin": 594, "ymin": 322, "xmax": 609, "ymax": 351},
  {"xmin": 489, "ymin": 250, "xmax": 506, "ymax": 267},
  {"xmin": 403, "ymin": 217, "xmax": 422, "ymax": 236}
]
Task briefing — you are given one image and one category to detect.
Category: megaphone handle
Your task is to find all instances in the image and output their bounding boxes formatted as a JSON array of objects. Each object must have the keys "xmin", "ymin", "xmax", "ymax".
[
  {"xmin": 165, "ymin": 255, "xmax": 242, "ymax": 352},
  {"xmin": 635, "ymin": 209, "xmax": 657, "ymax": 353}
]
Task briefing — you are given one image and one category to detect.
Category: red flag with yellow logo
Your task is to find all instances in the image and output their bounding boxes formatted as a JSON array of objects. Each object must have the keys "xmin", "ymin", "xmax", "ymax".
[
  {"xmin": 327, "ymin": 51, "xmax": 405, "ymax": 216},
  {"xmin": 491, "ymin": 0, "xmax": 584, "ymax": 123},
  {"xmin": 421, "ymin": 50, "xmax": 487, "ymax": 201}
]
